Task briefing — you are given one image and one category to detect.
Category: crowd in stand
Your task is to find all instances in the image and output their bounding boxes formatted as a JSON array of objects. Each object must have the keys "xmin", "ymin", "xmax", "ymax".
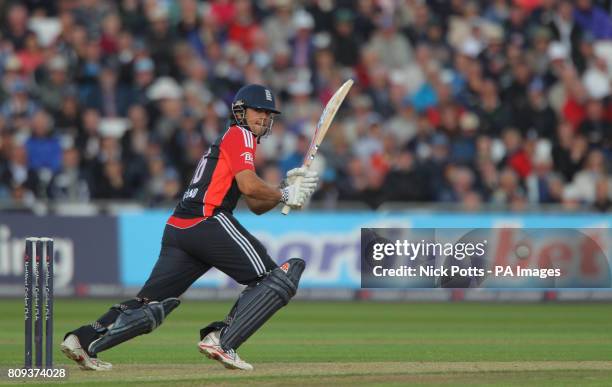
[{"xmin": 0, "ymin": 0, "xmax": 611, "ymax": 211}]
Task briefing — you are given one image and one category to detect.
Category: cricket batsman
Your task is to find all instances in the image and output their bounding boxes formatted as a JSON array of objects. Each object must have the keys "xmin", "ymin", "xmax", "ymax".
[{"xmin": 60, "ymin": 84, "xmax": 318, "ymax": 371}]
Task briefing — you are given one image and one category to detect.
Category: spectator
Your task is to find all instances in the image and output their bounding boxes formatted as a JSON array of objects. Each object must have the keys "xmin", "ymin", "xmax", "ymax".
[
  {"xmin": 527, "ymin": 27, "xmax": 553, "ymax": 77},
  {"xmin": 422, "ymin": 133, "xmax": 450, "ymax": 200},
  {"xmin": 75, "ymin": 39, "xmax": 103, "ymax": 94},
  {"xmin": 573, "ymin": 0, "xmax": 612, "ymax": 39},
  {"xmin": 492, "ymin": 167, "xmax": 524, "ymax": 206},
  {"xmin": 548, "ymin": 0, "xmax": 584, "ymax": 66},
  {"xmin": 0, "ymin": 0, "xmax": 609, "ymax": 212},
  {"xmin": 484, "ymin": 0, "xmax": 511, "ymax": 24},
  {"xmin": 312, "ymin": 48, "xmax": 336, "ymax": 99},
  {"xmin": 552, "ymin": 122, "xmax": 588, "ymax": 181},
  {"xmin": 381, "ymin": 150, "xmax": 429, "ymax": 202},
  {"xmin": 504, "ymin": 4, "xmax": 530, "ymax": 45},
  {"xmin": 462, "ymin": 190, "xmax": 483, "ymax": 211},
  {"xmin": 263, "ymin": 0, "xmax": 295, "ymax": 51},
  {"xmin": 406, "ymin": 113, "xmax": 435, "ymax": 160},
  {"xmin": 504, "ymin": 61, "xmax": 533, "ymax": 115},
  {"xmin": 501, "ymin": 128, "xmax": 532, "ymax": 179},
  {"xmin": 564, "ymin": 149, "xmax": 608, "ymax": 203},
  {"xmin": 559, "ymin": 68, "xmax": 589, "ymax": 128},
  {"xmin": 0, "ymin": 143, "xmax": 39, "ymax": 198},
  {"xmin": 282, "ymin": 80, "xmax": 319, "ymax": 134},
  {"xmin": 36, "ymin": 55, "xmax": 73, "ymax": 115},
  {"xmin": 118, "ymin": 0, "xmax": 147, "ymax": 34},
  {"xmin": 0, "ymin": 55, "xmax": 23, "ymax": 100},
  {"xmin": 2, "ymin": 4, "xmax": 31, "ymax": 50},
  {"xmin": 84, "ymin": 64, "xmax": 134, "ymax": 117},
  {"xmin": 353, "ymin": 115, "xmax": 384, "ymax": 163},
  {"xmin": 386, "ymin": 97, "xmax": 417, "ymax": 145},
  {"xmin": 132, "ymin": 57, "xmax": 156, "ymax": 107},
  {"xmin": 366, "ymin": 66, "xmax": 394, "ymax": 117},
  {"xmin": 100, "ymin": 12, "xmax": 122, "ymax": 56},
  {"xmin": 593, "ymin": 177, "xmax": 612, "ymax": 212},
  {"xmin": 337, "ymin": 157, "xmax": 368, "ymax": 202},
  {"xmin": 574, "ymin": 31, "xmax": 596, "ymax": 75},
  {"xmin": 250, "ymin": 28, "xmax": 272, "ymax": 71},
  {"xmin": 546, "ymin": 173, "xmax": 565, "ymax": 204},
  {"xmin": 121, "ymin": 104, "xmax": 152, "ymax": 160},
  {"xmin": 209, "ymin": 0, "xmax": 236, "ymax": 29},
  {"xmin": 264, "ymin": 43, "xmax": 292, "ymax": 97},
  {"xmin": 403, "ymin": 1, "xmax": 434, "ymax": 45},
  {"xmin": 260, "ymin": 163, "xmax": 282, "ymax": 188},
  {"xmin": 475, "ymin": 159, "xmax": 499, "ymax": 201},
  {"xmin": 578, "ymin": 98, "xmax": 611, "ymax": 147},
  {"xmin": 406, "ymin": 63, "xmax": 441, "ymax": 112},
  {"xmin": 24, "ymin": 110, "xmax": 62, "ymax": 174},
  {"xmin": 54, "ymin": 91, "xmax": 81, "ymax": 136},
  {"xmin": 582, "ymin": 56, "xmax": 611, "ymax": 99},
  {"xmin": 93, "ymin": 159, "xmax": 132, "ymax": 199},
  {"xmin": 480, "ymin": 26, "xmax": 507, "ymax": 80},
  {"xmin": 352, "ymin": 0, "xmax": 377, "ymax": 44},
  {"xmin": 145, "ymin": 8, "xmax": 177, "ymax": 76},
  {"xmin": 75, "ymin": 108, "xmax": 102, "ymax": 173},
  {"xmin": 48, "ymin": 147, "xmax": 90, "ymax": 201},
  {"xmin": 330, "ymin": 9, "xmax": 360, "ymax": 68},
  {"xmin": 514, "ymin": 78, "xmax": 558, "ymax": 138},
  {"xmin": 280, "ymin": 133, "xmax": 308, "ymax": 175},
  {"xmin": 227, "ymin": 0, "xmax": 260, "ymax": 53},
  {"xmin": 322, "ymin": 134, "xmax": 352, "ymax": 187},
  {"xmin": 148, "ymin": 77, "xmax": 184, "ymax": 141},
  {"xmin": 142, "ymin": 156, "xmax": 180, "ymax": 205},
  {"xmin": 1, "ymin": 80, "xmax": 39, "ymax": 125},
  {"xmin": 166, "ymin": 109, "xmax": 205, "ymax": 170},
  {"xmin": 258, "ymin": 119, "xmax": 297, "ymax": 164},
  {"xmin": 476, "ymin": 78, "xmax": 513, "ymax": 136},
  {"xmin": 289, "ymin": 10, "xmax": 316, "ymax": 70},
  {"xmin": 450, "ymin": 112, "xmax": 479, "ymax": 164},
  {"xmin": 440, "ymin": 165, "xmax": 476, "ymax": 203},
  {"xmin": 15, "ymin": 31, "xmax": 44, "ymax": 75},
  {"xmin": 526, "ymin": 147, "xmax": 557, "ymax": 203},
  {"xmin": 367, "ymin": 13, "xmax": 412, "ymax": 70},
  {"xmin": 73, "ymin": 0, "xmax": 109, "ymax": 37}
]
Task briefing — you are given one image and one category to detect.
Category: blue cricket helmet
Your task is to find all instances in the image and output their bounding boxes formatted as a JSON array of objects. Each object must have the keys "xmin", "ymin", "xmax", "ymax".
[{"xmin": 232, "ymin": 84, "xmax": 281, "ymax": 114}]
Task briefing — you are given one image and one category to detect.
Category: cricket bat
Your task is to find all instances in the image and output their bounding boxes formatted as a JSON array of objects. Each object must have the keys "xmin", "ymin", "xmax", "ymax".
[{"xmin": 282, "ymin": 79, "xmax": 354, "ymax": 214}]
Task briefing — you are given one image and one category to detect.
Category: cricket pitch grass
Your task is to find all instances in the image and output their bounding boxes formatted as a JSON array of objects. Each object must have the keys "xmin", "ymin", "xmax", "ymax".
[{"xmin": 1, "ymin": 300, "xmax": 611, "ymax": 386}]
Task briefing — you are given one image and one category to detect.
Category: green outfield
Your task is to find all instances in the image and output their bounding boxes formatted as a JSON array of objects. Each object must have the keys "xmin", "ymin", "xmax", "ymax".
[{"xmin": 1, "ymin": 299, "xmax": 611, "ymax": 386}]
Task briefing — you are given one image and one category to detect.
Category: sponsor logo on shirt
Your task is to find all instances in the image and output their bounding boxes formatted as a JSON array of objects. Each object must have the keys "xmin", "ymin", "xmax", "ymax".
[{"xmin": 241, "ymin": 151, "xmax": 254, "ymax": 165}]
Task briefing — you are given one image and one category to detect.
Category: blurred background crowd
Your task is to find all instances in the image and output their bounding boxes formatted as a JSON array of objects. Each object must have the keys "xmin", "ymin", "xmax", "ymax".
[{"xmin": 0, "ymin": 0, "xmax": 611, "ymax": 212}]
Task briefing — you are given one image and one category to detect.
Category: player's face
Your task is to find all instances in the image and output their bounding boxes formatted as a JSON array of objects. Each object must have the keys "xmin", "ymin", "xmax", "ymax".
[{"xmin": 245, "ymin": 108, "xmax": 274, "ymax": 137}]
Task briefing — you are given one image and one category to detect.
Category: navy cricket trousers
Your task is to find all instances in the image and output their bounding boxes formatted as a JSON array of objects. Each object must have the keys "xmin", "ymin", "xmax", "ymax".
[{"xmin": 136, "ymin": 212, "xmax": 277, "ymax": 301}]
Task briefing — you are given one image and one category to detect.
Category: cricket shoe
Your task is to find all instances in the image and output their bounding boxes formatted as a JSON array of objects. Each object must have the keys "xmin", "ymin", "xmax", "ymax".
[
  {"xmin": 198, "ymin": 330, "xmax": 253, "ymax": 371},
  {"xmin": 60, "ymin": 334, "xmax": 113, "ymax": 371}
]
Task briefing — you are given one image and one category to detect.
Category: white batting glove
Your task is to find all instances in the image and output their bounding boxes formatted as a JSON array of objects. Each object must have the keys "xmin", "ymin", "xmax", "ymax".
[
  {"xmin": 281, "ymin": 167, "xmax": 320, "ymax": 188},
  {"xmin": 300, "ymin": 178, "xmax": 317, "ymax": 197},
  {"xmin": 280, "ymin": 183, "xmax": 308, "ymax": 208}
]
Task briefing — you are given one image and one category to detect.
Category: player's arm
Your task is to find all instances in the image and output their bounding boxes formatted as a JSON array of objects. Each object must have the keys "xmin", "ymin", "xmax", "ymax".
[
  {"xmin": 236, "ymin": 168, "xmax": 319, "ymax": 215},
  {"xmin": 223, "ymin": 128, "xmax": 316, "ymax": 214},
  {"xmin": 235, "ymin": 170, "xmax": 282, "ymax": 214},
  {"xmin": 243, "ymin": 196, "xmax": 280, "ymax": 215}
]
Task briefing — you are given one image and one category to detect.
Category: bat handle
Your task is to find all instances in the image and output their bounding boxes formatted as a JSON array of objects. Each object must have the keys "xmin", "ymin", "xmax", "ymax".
[{"xmin": 281, "ymin": 204, "xmax": 291, "ymax": 215}]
